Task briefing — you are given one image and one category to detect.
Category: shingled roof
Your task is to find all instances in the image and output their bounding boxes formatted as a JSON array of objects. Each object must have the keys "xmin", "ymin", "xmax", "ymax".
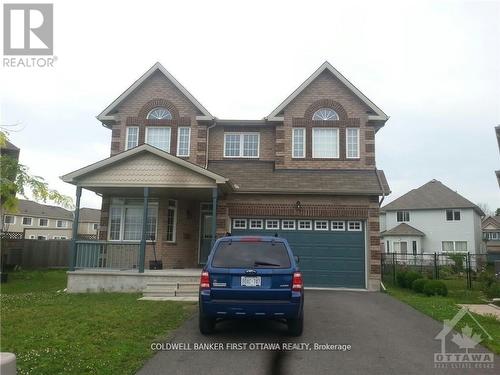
[
  {"xmin": 208, "ymin": 161, "xmax": 390, "ymax": 195},
  {"xmin": 7, "ymin": 199, "xmax": 100, "ymax": 222},
  {"xmin": 381, "ymin": 180, "xmax": 484, "ymax": 215},
  {"xmin": 381, "ymin": 223, "xmax": 425, "ymax": 237}
]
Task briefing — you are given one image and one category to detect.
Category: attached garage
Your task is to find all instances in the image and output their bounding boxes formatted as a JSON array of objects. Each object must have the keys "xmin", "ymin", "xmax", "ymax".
[{"xmin": 231, "ymin": 218, "xmax": 366, "ymax": 289}]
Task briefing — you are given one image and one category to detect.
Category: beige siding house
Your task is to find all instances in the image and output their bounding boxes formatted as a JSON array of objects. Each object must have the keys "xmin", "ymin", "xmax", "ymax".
[{"xmin": 1, "ymin": 199, "xmax": 100, "ymax": 239}]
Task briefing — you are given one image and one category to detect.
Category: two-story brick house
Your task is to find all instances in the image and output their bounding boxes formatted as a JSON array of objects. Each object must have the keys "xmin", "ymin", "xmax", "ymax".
[{"xmin": 62, "ymin": 61, "xmax": 390, "ymax": 290}]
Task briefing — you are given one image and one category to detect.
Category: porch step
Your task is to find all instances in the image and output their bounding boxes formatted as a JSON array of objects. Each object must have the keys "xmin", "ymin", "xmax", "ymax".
[{"xmin": 141, "ymin": 281, "xmax": 198, "ymax": 298}]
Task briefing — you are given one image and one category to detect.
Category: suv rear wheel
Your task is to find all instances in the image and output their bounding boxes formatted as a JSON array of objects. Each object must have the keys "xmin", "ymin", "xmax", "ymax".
[
  {"xmin": 199, "ymin": 313, "xmax": 215, "ymax": 335},
  {"xmin": 287, "ymin": 313, "xmax": 303, "ymax": 336}
]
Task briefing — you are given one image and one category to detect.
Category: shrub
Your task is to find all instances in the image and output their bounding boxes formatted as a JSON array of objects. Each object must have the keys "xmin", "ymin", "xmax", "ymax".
[
  {"xmin": 405, "ymin": 271, "xmax": 423, "ymax": 289},
  {"xmin": 423, "ymin": 280, "xmax": 448, "ymax": 297},
  {"xmin": 446, "ymin": 253, "xmax": 465, "ymax": 274},
  {"xmin": 412, "ymin": 278, "xmax": 428, "ymax": 294},
  {"xmin": 396, "ymin": 271, "xmax": 408, "ymax": 288},
  {"xmin": 477, "ymin": 270, "xmax": 496, "ymax": 289},
  {"xmin": 486, "ymin": 282, "xmax": 500, "ymax": 299}
]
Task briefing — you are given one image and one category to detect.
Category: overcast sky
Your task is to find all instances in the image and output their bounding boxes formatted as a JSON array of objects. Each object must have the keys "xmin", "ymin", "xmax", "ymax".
[{"xmin": 2, "ymin": 0, "xmax": 499, "ymax": 212}]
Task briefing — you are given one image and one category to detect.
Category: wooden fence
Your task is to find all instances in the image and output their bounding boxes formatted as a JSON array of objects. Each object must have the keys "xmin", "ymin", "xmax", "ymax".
[{"xmin": 1, "ymin": 239, "xmax": 71, "ymax": 269}]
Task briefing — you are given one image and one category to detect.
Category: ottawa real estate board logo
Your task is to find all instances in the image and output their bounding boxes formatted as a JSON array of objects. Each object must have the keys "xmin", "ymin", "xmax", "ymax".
[{"xmin": 3, "ymin": 3, "xmax": 56, "ymax": 67}]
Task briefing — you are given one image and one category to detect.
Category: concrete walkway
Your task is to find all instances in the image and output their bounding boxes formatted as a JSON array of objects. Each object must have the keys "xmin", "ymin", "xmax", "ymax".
[{"xmin": 460, "ymin": 304, "xmax": 500, "ymax": 319}]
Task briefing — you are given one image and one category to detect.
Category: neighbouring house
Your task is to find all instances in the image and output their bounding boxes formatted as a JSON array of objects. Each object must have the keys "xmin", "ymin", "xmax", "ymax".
[
  {"xmin": 1, "ymin": 199, "xmax": 100, "ymax": 240},
  {"xmin": 380, "ymin": 180, "xmax": 484, "ymax": 255},
  {"xmin": 495, "ymin": 125, "xmax": 500, "ymax": 187},
  {"xmin": 482, "ymin": 215, "xmax": 500, "ymax": 262},
  {"xmin": 61, "ymin": 61, "xmax": 390, "ymax": 291}
]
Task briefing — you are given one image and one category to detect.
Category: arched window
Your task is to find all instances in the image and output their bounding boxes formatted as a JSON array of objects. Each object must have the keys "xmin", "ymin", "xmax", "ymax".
[
  {"xmin": 312, "ymin": 108, "xmax": 339, "ymax": 121},
  {"xmin": 147, "ymin": 107, "xmax": 172, "ymax": 120}
]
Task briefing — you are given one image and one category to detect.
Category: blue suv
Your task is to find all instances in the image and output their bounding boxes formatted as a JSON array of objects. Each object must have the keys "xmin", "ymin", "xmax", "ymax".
[{"xmin": 198, "ymin": 236, "xmax": 304, "ymax": 336}]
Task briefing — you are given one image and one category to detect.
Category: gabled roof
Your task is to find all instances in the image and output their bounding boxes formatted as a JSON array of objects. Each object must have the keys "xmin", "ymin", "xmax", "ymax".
[
  {"xmin": 381, "ymin": 179, "xmax": 484, "ymax": 216},
  {"xmin": 7, "ymin": 199, "xmax": 73, "ymax": 219},
  {"xmin": 481, "ymin": 216, "xmax": 500, "ymax": 230},
  {"xmin": 266, "ymin": 61, "xmax": 388, "ymax": 122},
  {"xmin": 97, "ymin": 62, "xmax": 213, "ymax": 127},
  {"xmin": 61, "ymin": 144, "xmax": 228, "ymax": 185},
  {"xmin": 381, "ymin": 223, "xmax": 425, "ymax": 237}
]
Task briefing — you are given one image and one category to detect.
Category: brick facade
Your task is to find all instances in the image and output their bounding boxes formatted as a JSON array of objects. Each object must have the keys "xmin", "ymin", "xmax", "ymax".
[{"xmin": 95, "ymin": 64, "xmax": 387, "ymax": 289}]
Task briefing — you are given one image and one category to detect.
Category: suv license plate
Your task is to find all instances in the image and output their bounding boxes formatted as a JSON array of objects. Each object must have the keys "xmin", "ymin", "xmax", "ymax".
[{"xmin": 241, "ymin": 276, "xmax": 261, "ymax": 287}]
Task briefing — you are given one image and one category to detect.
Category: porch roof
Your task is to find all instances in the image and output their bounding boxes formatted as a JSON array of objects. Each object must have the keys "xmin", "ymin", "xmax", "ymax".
[{"xmin": 61, "ymin": 144, "xmax": 228, "ymax": 192}]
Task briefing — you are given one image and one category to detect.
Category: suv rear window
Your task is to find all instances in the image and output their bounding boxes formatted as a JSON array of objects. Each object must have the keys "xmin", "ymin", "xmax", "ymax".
[{"xmin": 212, "ymin": 241, "xmax": 291, "ymax": 269}]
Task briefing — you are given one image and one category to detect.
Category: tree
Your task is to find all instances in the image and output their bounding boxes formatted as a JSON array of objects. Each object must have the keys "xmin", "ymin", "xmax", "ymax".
[
  {"xmin": 496, "ymin": 208, "xmax": 500, "ymax": 217},
  {"xmin": 476, "ymin": 202, "xmax": 493, "ymax": 217},
  {"xmin": 0, "ymin": 128, "xmax": 73, "ymax": 213}
]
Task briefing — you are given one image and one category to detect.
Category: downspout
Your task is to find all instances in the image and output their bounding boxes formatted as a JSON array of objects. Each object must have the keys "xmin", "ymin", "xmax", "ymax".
[
  {"xmin": 375, "ymin": 168, "xmax": 386, "ymax": 207},
  {"xmin": 205, "ymin": 118, "xmax": 217, "ymax": 169}
]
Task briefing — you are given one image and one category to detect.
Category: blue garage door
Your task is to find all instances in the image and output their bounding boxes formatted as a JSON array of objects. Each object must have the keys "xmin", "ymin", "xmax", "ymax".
[{"xmin": 231, "ymin": 219, "xmax": 366, "ymax": 289}]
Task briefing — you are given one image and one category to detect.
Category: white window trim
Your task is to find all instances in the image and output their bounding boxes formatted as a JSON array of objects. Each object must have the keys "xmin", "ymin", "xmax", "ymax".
[
  {"xmin": 265, "ymin": 219, "xmax": 280, "ymax": 230},
  {"xmin": 145, "ymin": 126, "xmax": 171, "ymax": 152},
  {"xmin": 22, "ymin": 217, "xmax": 33, "ymax": 226},
  {"xmin": 108, "ymin": 202, "xmax": 159, "ymax": 242},
  {"xmin": 232, "ymin": 219, "xmax": 247, "ymax": 230},
  {"xmin": 249, "ymin": 219, "xmax": 264, "ymax": 230},
  {"xmin": 314, "ymin": 220, "xmax": 329, "ymax": 231},
  {"xmin": 292, "ymin": 128, "xmax": 306, "ymax": 158},
  {"xmin": 125, "ymin": 127, "xmax": 139, "ymax": 150},
  {"xmin": 92, "ymin": 223, "xmax": 99, "ymax": 230},
  {"xmin": 223, "ymin": 132, "xmax": 260, "ymax": 158},
  {"xmin": 39, "ymin": 218, "xmax": 49, "ymax": 227},
  {"xmin": 396, "ymin": 211, "xmax": 410, "ymax": 222},
  {"xmin": 312, "ymin": 128, "xmax": 340, "ymax": 159},
  {"xmin": 176, "ymin": 127, "xmax": 191, "ymax": 157},
  {"xmin": 281, "ymin": 220, "xmax": 296, "ymax": 230},
  {"xmin": 56, "ymin": 220, "xmax": 67, "ymax": 228},
  {"xmin": 347, "ymin": 221, "xmax": 362, "ymax": 232},
  {"xmin": 166, "ymin": 200, "xmax": 177, "ymax": 243},
  {"xmin": 3, "ymin": 215, "xmax": 15, "ymax": 225},
  {"xmin": 298, "ymin": 220, "xmax": 312, "ymax": 231},
  {"xmin": 445, "ymin": 209, "xmax": 461, "ymax": 221},
  {"xmin": 346, "ymin": 128, "xmax": 360, "ymax": 159},
  {"xmin": 331, "ymin": 221, "xmax": 346, "ymax": 231}
]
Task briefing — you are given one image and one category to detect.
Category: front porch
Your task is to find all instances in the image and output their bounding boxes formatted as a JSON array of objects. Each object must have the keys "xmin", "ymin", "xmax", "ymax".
[{"xmin": 61, "ymin": 145, "xmax": 231, "ymax": 291}]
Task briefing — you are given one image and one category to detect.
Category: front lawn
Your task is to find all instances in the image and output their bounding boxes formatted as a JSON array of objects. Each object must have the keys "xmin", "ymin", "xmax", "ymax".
[
  {"xmin": 0, "ymin": 270, "xmax": 195, "ymax": 375},
  {"xmin": 385, "ymin": 282, "xmax": 500, "ymax": 354}
]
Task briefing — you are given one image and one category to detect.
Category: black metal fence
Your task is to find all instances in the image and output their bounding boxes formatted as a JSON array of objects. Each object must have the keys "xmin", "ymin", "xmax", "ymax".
[{"xmin": 381, "ymin": 252, "xmax": 489, "ymax": 289}]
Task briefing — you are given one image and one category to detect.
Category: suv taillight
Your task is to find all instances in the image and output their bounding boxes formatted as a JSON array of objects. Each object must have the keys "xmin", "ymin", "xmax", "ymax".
[
  {"xmin": 200, "ymin": 271, "xmax": 210, "ymax": 289},
  {"xmin": 292, "ymin": 272, "xmax": 303, "ymax": 292}
]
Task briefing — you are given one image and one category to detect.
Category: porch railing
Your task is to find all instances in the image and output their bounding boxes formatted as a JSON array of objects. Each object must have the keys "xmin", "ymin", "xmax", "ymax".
[{"xmin": 75, "ymin": 241, "xmax": 140, "ymax": 270}]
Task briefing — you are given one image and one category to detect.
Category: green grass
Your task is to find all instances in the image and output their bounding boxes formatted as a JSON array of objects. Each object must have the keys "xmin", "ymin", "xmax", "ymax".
[
  {"xmin": 385, "ymin": 282, "xmax": 500, "ymax": 354},
  {"xmin": 0, "ymin": 270, "xmax": 195, "ymax": 375}
]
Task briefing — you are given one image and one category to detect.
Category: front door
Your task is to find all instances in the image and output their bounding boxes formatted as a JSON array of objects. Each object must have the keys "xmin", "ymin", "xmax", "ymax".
[{"xmin": 199, "ymin": 213, "xmax": 213, "ymax": 264}]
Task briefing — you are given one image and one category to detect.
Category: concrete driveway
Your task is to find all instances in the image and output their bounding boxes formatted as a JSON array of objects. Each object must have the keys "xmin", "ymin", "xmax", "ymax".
[{"xmin": 137, "ymin": 291, "xmax": 498, "ymax": 375}]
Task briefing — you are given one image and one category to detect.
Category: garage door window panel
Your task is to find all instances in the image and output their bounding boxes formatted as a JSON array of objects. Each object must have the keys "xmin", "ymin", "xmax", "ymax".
[
  {"xmin": 249, "ymin": 219, "xmax": 263, "ymax": 229},
  {"xmin": 348, "ymin": 221, "xmax": 362, "ymax": 231},
  {"xmin": 266, "ymin": 220, "xmax": 279, "ymax": 230},
  {"xmin": 232, "ymin": 219, "xmax": 247, "ymax": 230},
  {"xmin": 298, "ymin": 220, "xmax": 312, "ymax": 230},
  {"xmin": 282, "ymin": 220, "xmax": 296, "ymax": 230},
  {"xmin": 331, "ymin": 221, "xmax": 345, "ymax": 231},
  {"xmin": 314, "ymin": 220, "xmax": 329, "ymax": 231}
]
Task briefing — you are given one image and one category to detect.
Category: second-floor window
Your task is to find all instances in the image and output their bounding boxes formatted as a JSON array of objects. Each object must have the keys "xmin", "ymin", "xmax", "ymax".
[
  {"xmin": 22, "ymin": 217, "xmax": 33, "ymax": 226},
  {"xmin": 292, "ymin": 128, "xmax": 305, "ymax": 158},
  {"xmin": 396, "ymin": 211, "xmax": 410, "ymax": 222},
  {"xmin": 56, "ymin": 220, "xmax": 67, "ymax": 228},
  {"xmin": 346, "ymin": 128, "xmax": 360, "ymax": 158},
  {"xmin": 126, "ymin": 127, "xmax": 139, "ymax": 150},
  {"xmin": 224, "ymin": 133, "xmax": 259, "ymax": 158},
  {"xmin": 177, "ymin": 127, "xmax": 191, "ymax": 157},
  {"xmin": 312, "ymin": 128, "xmax": 338, "ymax": 158},
  {"xmin": 446, "ymin": 209, "xmax": 460, "ymax": 221},
  {"xmin": 146, "ymin": 127, "xmax": 171, "ymax": 152},
  {"xmin": 39, "ymin": 218, "xmax": 49, "ymax": 227},
  {"xmin": 3, "ymin": 215, "xmax": 15, "ymax": 224}
]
